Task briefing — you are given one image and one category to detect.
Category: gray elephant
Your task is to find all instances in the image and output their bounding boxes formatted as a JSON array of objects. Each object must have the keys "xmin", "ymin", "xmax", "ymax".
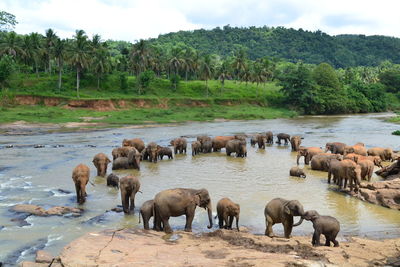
[
  {"xmin": 256, "ymin": 134, "xmax": 267, "ymax": 149},
  {"xmin": 250, "ymin": 136, "xmax": 257, "ymax": 147},
  {"xmin": 266, "ymin": 131, "xmax": 273, "ymax": 144},
  {"xmin": 276, "ymin": 133, "xmax": 290, "ymax": 145},
  {"xmin": 302, "ymin": 210, "xmax": 340, "ymax": 247},
  {"xmin": 325, "ymin": 142, "xmax": 347, "ymax": 155},
  {"xmin": 264, "ymin": 198, "xmax": 304, "ymax": 238},
  {"xmin": 197, "ymin": 135, "xmax": 212, "ymax": 152},
  {"xmin": 226, "ymin": 139, "xmax": 247, "ymax": 157},
  {"xmin": 154, "ymin": 188, "xmax": 213, "ymax": 233},
  {"xmin": 296, "ymin": 147, "xmax": 323, "ymax": 165},
  {"xmin": 139, "ymin": 199, "xmax": 155, "ymax": 230},
  {"xmin": 328, "ymin": 159, "xmax": 361, "ymax": 192},
  {"xmin": 106, "ymin": 173, "xmax": 119, "ymax": 188},
  {"xmin": 157, "ymin": 146, "xmax": 173, "ymax": 160},
  {"xmin": 290, "ymin": 166, "xmax": 306, "ymax": 178},
  {"xmin": 216, "ymin": 197, "xmax": 240, "ymax": 231},
  {"xmin": 310, "ymin": 153, "xmax": 343, "ymax": 171},
  {"xmin": 120, "ymin": 175, "xmax": 141, "ymax": 214},
  {"xmin": 170, "ymin": 138, "xmax": 187, "ymax": 154},
  {"xmin": 202, "ymin": 140, "xmax": 212, "ymax": 153},
  {"xmin": 112, "ymin": 148, "xmax": 141, "ymax": 170},
  {"xmin": 367, "ymin": 147, "xmax": 394, "ymax": 161},
  {"xmin": 145, "ymin": 142, "xmax": 159, "ymax": 163},
  {"xmin": 290, "ymin": 136, "xmax": 302, "ymax": 152},
  {"xmin": 191, "ymin": 141, "xmax": 201, "ymax": 156}
]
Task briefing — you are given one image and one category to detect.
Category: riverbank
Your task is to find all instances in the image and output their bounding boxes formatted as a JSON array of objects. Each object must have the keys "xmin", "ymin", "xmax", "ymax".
[{"xmin": 19, "ymin": 229, "xmax": 400, "ymax": 267}]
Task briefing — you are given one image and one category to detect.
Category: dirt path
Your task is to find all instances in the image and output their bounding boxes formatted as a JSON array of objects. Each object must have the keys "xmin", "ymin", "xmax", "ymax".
[{"xmin": 22, "ymin": 229, "xmax": 400, "ymax": 267}]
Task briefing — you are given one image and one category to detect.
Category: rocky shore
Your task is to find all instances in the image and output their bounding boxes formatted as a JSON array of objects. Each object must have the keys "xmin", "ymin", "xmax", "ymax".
[{"xmin": 19, "ymin": 228, "xmax": 400, "ymax": 267}]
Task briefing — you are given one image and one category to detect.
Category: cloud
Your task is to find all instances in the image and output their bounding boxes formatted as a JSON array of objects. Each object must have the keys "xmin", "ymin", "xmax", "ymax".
[{"xmin": 0, "ymin": 0, "xmax": 400, "ymax": 42}]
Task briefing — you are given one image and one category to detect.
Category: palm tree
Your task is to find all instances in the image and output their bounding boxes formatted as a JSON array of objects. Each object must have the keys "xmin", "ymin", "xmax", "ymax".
[
  {"xmin": 168, "ymin": 47, "xmax": 184, "ymax": 90},
  {"xmin": 199, "ymin": 54, "xmax": 214, "ymax": 97},
  {"xmin": 232, "ymin": 48, "xmax": 247, "ymax": 80},
  {"xmin": 93, "ymin": 45, "xmax": 111, "ymax": 89},
  {"xmin": 53, "ymin": 38, "xmax": 66, "ymax": 91},
  {"xmin": 44, "ymin": 28, "xmax": 56, "ymax": 73},
  {"xmin": 252, "ymin": 61, "xmax": 267, "ymax": 97},
  {"xmin": 130, "ymin": 39, "xmax": 149, "ymax": 76},
  {"xmin": 69, "ymin": 30, "xmax": 90, "ymax": 98},
  {"xmin": 28, "ymin": 32, "xmax": 42, "ymax": 75},
  {"xmin": 0, "ymin": 31, "xmax": 24, "ymax": 58},
  {"xmin": 217, "ymin": 60, "xmax": 231, "ymax": 95}
]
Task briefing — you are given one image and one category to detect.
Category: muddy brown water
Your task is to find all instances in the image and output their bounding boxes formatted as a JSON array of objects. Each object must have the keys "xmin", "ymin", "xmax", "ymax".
[{"xmin": 1, "ymin": 113, "xmax": 400, "ymax": 265}]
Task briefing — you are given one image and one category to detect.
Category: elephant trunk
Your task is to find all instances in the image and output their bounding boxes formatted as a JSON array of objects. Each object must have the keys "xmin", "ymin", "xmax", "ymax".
[
  {"xmin": 293, "ymin": 216, "xmax": 304, "ymax": 227},
  {"xmin": 296, "ymin": 154, "xmax": 301, "ymax": 165},
  {"xmin": 207, "ymin": 202, "xmax": 213, "ymax": 229}
]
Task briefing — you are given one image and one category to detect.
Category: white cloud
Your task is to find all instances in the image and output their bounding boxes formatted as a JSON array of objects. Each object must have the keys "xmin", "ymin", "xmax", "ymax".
[{"xmin": 1, "ymin": 0, "xmax": 400, "ymax": 41}]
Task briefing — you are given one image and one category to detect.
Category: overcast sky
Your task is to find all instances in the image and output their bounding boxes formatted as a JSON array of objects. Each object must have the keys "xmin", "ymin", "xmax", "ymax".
[{"xmin": 1, "ymin": 0, "xmax": 400, "ymax": 42}]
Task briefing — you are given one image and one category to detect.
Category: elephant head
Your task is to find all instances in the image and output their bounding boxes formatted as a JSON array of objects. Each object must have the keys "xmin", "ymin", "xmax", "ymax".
[
  {"xmin": 128, "ymin": 149, "xmax": 141, "ymax": 170},
  {"xmin": 194, "ymin": 189, "xmax": 213, "ymax": 229},
  {"xmin": 343, "ymin": 146, "xmax": 355, "ymax": 156},
  {"xmin": 284, "ymin": 200, "xmax": 304, "ymax": 226},
  {"xmin": 92, "ymin": 153, "xmax": 111, "ymax": 177},
  {"xmin": 384, "ymin": 148, "xmax": 394, "ymax": 161},
  {"xmin": 302, "ymin": 210, "xmax": 320, "ymax": 221},
  {"xmin": 325, "ymin": 143, "xmax": 333, "ymax": 153},
  {"xmin": 122, "ymin": 139, "xmax": 130, "ymax": 147},
  {"xmin": 296, "ymin": 147, "xmax": 308, "ymax": 165}
]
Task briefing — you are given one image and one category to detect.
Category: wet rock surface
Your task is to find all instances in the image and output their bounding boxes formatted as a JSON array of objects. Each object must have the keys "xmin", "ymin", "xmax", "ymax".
[
  {"xmin": 39, "ymin": 228, "xmax": 400, "ymax": 267},
  {"xmin": 11, "ymin": 204, "xmax": 83, "ymax": 217}
]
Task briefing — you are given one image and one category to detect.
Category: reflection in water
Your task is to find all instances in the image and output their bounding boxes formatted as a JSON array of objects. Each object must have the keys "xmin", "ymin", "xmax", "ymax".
[{"xmin": 0, "ymin": 113, "xmax": 400, "ymax": 264}]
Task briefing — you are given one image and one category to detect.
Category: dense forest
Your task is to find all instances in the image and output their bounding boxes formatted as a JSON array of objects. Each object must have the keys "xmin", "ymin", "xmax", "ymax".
[
  {"xmin": 1, "ymin": 10, "xmax": 400, "ymax": 116},
  {"xmin": 151, "ymin": 26, "xmax": 400, "ymax": 68}
]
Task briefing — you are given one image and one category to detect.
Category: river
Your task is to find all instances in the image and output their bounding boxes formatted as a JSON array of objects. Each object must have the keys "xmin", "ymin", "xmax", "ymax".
[{"xmin": 0, "ymin": 113, "xmax": 400, "ymax": 265}]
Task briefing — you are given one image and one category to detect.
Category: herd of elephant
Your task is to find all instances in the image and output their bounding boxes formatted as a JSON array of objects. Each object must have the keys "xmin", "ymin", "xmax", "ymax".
[{"xmin": 70, "ymin": 131, "xmax": 397, "ymax": 247}]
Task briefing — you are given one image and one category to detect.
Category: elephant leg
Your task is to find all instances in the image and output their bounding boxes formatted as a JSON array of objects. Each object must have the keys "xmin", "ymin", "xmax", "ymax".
[
  {"xmin": 283, "ymin": 221, "xmax": 293, "ymax": 239},
  {"xmin": 313, "ymin": 230, "xmax": 321, "ymax": 246},
  {"xmin": 324, "ymin": 235, "xmax": 331, "ymax": 247},
  {"xmin": 163, "ymin": 216, "xmax": 173, "ymax": 234},
  {"xmin": 265, "ymin": 215, "xmax": 274, "ymax": 237},
  {"xmin": 228, "ymin": 216, "xmax": 234, "ymax": 230},
  {"xmin": 75, "ymin": 183, "xmax": 81, "ymax": 204},
  {"xmin": 121, "ymin": 191, "xmax": 130, "ymax": 214},
  {"xmin": 218, "ymin": 214, "xmax": 224, "ymax": 229},
  {"xmin": 129, "ymin": 192, "xmax": 136, "ymax": 212},
  {"xmin": 223, "ymin": 212, "xmax": 229, "ymax": 229},
  {"xmin": 79, "ymin": 183, "xmax": 86, "ymax": 204},
  {"xmin": 332, "ymin": 236, "xmax": 339, "ymax": 247},
  {"xmin": 154, "ymin": 206, "xmax": 162, "ymax": 231},
  {"xmin": 184, "ymin": 207, "xmax": 196, "ymax": 232},
  {"xmin": 328, "ymin": 171, "xmax": 332, "ymax": 184},
  {"xmin": 174, "ymin": 147, "xmax": 177, "ymax": 154}
]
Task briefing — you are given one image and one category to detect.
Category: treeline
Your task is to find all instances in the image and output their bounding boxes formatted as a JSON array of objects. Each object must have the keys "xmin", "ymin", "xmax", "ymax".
[
  {"xmin": 151, "ymin": 25, "xmax": 400, "ymax": 68},
  {"xmin": 0, "ymin": 14, "xmax": 400, "ymax": 115}
]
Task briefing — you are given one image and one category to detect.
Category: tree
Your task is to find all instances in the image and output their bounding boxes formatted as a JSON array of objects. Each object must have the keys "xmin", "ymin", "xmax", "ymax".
[
  {"xmin": 44, "ymin": 28, "xmax": 56, "ymax": 73},
  {"xmin": 312, "ymin": 63, "xmax": 341, "ymax": 90},
  {"xmin": 232, "ymin": 48, "xmax": 247, "ymax": 80},
  {"xmin": 217, "ymin": 60, "xmax": 231, "ymax": 94},
  {"xmin": 130, "ymin": 39, "xmax": 150, "ymax": 76},
  {"xmin": 251, "ymin": 60, "xmax": 267, "ymax": 97},
  {"xmin": 0, "ymin": 55, "xmax": 14, "ymax": 89},
  {"xmin": 69, "ymin": 30, "xmax": 90, "ymax": 98},
  {"xmin": 168, "ymin": 46, "xmax": 184, "ymax": 90},
  {"xmin": 378, "ymin": 70, "xmax": 400, "ymax": 93},
  {"xmin": 53, "ymin": 38, "xmax": 66, "ymax": 91},
  {"xmin": 0, "ymin": 11, "xmax": 17, "ymax": 31},
  {"xmin": 199, "ymin": 55, "xmax": 214, "ymax": 97},
  {"xmin": 91, "ymin": 35, "xmax": 111, "ymax": 89},
  {"xmin": 0, "ymin": 31, "xmax": 24, "ymax": 58}
]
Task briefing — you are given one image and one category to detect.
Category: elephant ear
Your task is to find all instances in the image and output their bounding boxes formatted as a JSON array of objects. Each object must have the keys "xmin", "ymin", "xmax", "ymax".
[
  {"xmin": 194, "ymin": 194, "xmax": 201, "ymax": 206},
  {"xmin": 106, "ymin": 157, "xmax": 111, "ymax": 164},
  {"xmin": 283, "ymin": 203, "xmax": 291, "ymax": 215}
]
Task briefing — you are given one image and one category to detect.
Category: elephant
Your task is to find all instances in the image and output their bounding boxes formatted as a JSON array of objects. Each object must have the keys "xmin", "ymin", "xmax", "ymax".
[
  {"xmin": 327, "ymin": 159, "xmax": 361, "ymax": 192},
  {"xmin": 357, "ymin": 159, "xmax": 374, "ymax": 181},
  {"xmin": 256, "ymin": 134, "xmax": 267, "ymax": 149},
  {"xmin": 276, "ymin": 133, "xmax": 290, "ymax": 145},
  {"xmin": 92, "ymin": 153, "xmax": 111, "ymax": 177},
  {"xmin": 343, "ymin": 144, "xmax": 367, "ymax": 156},
  {"xmin": 122, "ymin": 138, "xmax": 145, "ymax": 152},
  {"xmin": 344, "ymin": 153, "xmax": 383, "ymax": 168},
  {"xmin": 264, "ymin": 198, "xmax": 305, "ymax": 238},
  {"xmin": 202, "ymin": 140, "xmax": 212, "ymax": 153},
  {"xmin": 265, "ymin": 131, "xmax": 273, "ymax": 145},
  {"xmin": 367, "ymin": 147, "xmax": 394, "ymax": 161},
  {"xmin": 250, "ymin": 136, "xmax": 257, "ymax": 147},
  {"xmin": 72, "ymin": 164, "xmax": 90, "ymax": 204},
  {"xmin": 302, "ymin": 210, "xmax": 340, "ymax": 247},
  {"xmin": 289, "ymin": 166, "xmax": 306, "ymax": 178},
  {"xmin": 139, "ymin": 199, "xmax": 155, "ymax": 230},
  {"xmin": 112, "ymin": 146, "xmax": 135, "ymax": 160},
  {"xmin": 157, "ymin": 146, "xmax": 173, "ymax": 160},
  {"xmin": 154, "ymin": 188, "xmax": 213, "ymax": 233},
  {"xmin": 212, "ymin": 136, "xmax": 235, "ymax": 152},
  {"xmin": 120, "ymin": 175, "xmax": 141, "ymax": 214},
  {"xmin": 296, "ymin": 147, "xmax": 323, "ymax": 165},
  {"xmin": 226, "ymin": 139, "xmax": 247, "ymax": 157},
  {"xmin": 216, "ymin": 198, "xmax": 240, "ymax": 231},
  {"xmin": 170, "ymin": 138, "xmax": 187, "ymax": 154},
  {"xmin": 191, "ymin": 141, "xmax": 201, "ymax": 156},
  {"xmin": 311, "ymin": 153, "xmax": 343, "ymax": 171},
  {"xmin": 325, "ymin": 142, "xmax": 347, "ymax": 155},
  {"xmin": 112, "ymin": 148, "xmax": 141, "ymax": 170},
  {"xmin": 197, "ymin": 135, "xmax": 212, "ymax": 152},
  {"xmin": 290, "ymin": 136, "xmax": 302, "ymax": 152},
  {"xmin": 145, "ymin": 142, "xmax": 159, "ymax": 163},
  {"xmin": 106, "ymin": 173, "xmax": 119, "ymax": 188},
  {"xmin": 234, "ymin": 134, "xmax": 247, "ymax": 141}
]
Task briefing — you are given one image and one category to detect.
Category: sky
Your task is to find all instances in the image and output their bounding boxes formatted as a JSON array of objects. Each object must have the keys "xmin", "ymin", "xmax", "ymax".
[{"xmin": 1, "ymin": 0, "xmax": 400, "ymax": 42}]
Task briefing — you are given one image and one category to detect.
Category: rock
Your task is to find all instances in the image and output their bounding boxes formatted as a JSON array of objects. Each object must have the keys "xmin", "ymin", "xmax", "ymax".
[
  {"xmin": 33, "ymin": 145, "xmax": 45, "ymax": 148},
  {"xmin": 376, "ymin": 189, "xmax": 400, "ymax": 210},
  {"xmin": 359, "ymin": 188, "xmax": 378, "ymax": 204},
  {"xmin": 35, "ymin": 250, "xmax": 53, "ymax": 263},
  {"xmin": 11, "ymin": 204, "xmax": 83, "ymax": 217},
  {"xmin": 19, "ymin": 262, "xmax": 48, "ymax": 267}
]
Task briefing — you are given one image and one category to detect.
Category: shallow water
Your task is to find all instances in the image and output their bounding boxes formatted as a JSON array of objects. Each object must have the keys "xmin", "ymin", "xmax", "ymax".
[{"xmin": 1, "ymin": 113, "xmax": 400, "ymax": 264}]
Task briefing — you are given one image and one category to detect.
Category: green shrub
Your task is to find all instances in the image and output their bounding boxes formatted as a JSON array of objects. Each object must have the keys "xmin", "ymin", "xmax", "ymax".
[{"xmin": 392, "ymin": 130, "xmax": 400, "ymax": 136}]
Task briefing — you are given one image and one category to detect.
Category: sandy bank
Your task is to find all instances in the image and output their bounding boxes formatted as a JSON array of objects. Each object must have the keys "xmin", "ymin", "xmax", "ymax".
[{"xmin": 20, "ymin": 229, "xmax": 400, "ymax": 267}]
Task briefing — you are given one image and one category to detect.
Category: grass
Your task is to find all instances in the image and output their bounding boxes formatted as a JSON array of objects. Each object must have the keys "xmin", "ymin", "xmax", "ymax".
[{"xmin": 0, "ymin": 104, "xmax": 296, "ymax": 125}]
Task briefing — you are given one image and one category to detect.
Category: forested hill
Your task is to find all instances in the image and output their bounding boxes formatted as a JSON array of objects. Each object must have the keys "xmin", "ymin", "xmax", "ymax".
[{"xmin": 149, "ymin": 26, "xmax": 400, "ymax": 68}]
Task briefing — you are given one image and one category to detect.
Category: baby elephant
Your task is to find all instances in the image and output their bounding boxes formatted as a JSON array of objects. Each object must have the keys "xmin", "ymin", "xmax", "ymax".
[
  {"xmin": 302, "ymin": 210, "xmax": 340, "ymax": 247},
  {"xmin": 107, "ymin": 173, "xmax": 119, "ymax": 188},
  {"xmin": 290, "ymin": 166, "xmax": 306, "ymax": 178},
  {"xmin": 139, "ymin": 199, "xmax": 155, "ymax": 230},
  {"xmin": 216, "ymin": 198, "xmax": 240, "ymax": 231}
]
